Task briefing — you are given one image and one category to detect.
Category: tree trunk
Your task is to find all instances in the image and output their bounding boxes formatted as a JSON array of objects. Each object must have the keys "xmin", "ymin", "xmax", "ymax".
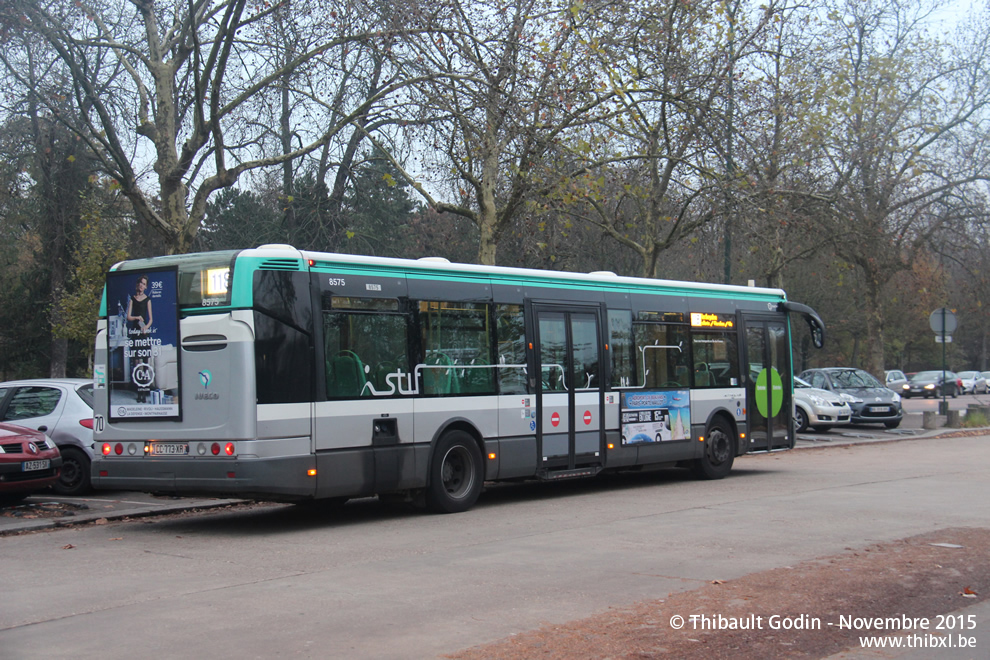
[{"xmin": 863, "ymin": 272, "xmax": 886, "ymax": 378}]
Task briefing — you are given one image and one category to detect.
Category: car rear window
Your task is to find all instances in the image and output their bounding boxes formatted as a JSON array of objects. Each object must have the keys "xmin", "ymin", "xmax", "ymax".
[{"xmin": 76, "ymin": 383, "xmax": 94, "ymax": 409}]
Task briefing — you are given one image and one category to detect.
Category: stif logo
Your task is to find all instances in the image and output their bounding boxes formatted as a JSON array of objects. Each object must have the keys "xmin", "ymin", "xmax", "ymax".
[{"xmin": 199, "ymin": 370, "xmax": 212, "ymax": 389}]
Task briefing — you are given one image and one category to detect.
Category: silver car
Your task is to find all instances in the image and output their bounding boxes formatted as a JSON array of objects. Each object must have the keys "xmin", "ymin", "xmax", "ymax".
[
  {"xmin": 0, "ymin": 379, "xmax": 94, "ymax": 495},
  {"xmin": 957, "ymin": 371, "xmax": 988, "ymax": 395},
  {"xmin": 793, "ymin": 377, "xmax": 852, "ymax": 433}
]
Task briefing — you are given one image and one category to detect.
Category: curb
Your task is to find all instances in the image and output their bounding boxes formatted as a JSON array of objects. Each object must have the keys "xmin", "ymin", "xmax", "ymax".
[{"xmin": 0, "ymin": 498, "xmax": 245, "ymax": 536}]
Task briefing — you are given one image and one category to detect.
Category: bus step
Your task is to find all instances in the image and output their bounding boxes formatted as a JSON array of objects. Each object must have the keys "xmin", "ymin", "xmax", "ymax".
[{"xmin": 539, "ymin": 466, "xmax": 602, "ymax": 481}]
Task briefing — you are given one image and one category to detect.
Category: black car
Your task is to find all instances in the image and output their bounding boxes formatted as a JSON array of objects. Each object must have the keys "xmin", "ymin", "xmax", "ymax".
[
  {"xmin": 901, "ymin": 370, "xmax": 959, "ymax": 398},
  {"xmin": 797, "ymin": 368, "xmax": 903, "ymax": 429}
]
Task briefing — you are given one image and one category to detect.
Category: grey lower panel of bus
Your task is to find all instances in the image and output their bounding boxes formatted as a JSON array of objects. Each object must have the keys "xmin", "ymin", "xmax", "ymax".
[
  {"xmin": 315, "ymin": 445, "xmax": 431, "ymax": 498},
  {"xmin": 93, "ymin": 455, "xmax": 317, "ymax": 499}
]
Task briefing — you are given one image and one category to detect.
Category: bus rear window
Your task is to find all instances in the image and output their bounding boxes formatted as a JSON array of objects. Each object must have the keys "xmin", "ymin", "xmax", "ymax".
[{"xmin": 112, "ymin": 251, "xmax": 237, "ymax": 308}]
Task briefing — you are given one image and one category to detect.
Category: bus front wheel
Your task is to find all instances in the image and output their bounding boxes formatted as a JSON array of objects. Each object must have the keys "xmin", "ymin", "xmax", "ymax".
[
  {"xmin": 427, "ymin": 431, "xmax": 483, "ymax": 513},
  {"xmin": 692, "ymin": 418, "xmax": 735, "ymax": 480}
]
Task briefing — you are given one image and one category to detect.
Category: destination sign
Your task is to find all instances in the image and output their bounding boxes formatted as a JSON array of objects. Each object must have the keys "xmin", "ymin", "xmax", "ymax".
[{"xmin": 691, "ymin": 312, "xmax": 735, "ymax": 329}]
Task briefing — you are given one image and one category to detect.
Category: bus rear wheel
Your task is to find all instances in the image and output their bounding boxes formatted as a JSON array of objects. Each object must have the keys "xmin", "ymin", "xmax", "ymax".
[
  {"xmin": 692, "ymin": 418, "xmax": 735, "ymax": 480},
  {"xmin": 427, "ymin": 431, "xmax": 483, "ymax": 513}
]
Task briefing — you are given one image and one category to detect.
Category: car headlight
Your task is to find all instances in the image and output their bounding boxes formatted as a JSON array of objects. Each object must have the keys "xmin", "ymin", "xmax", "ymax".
[
  {"xmin": 924, "ymin": 384, "xmax": 935, "ymax": 390},
  {"xmin": 891, "ymin": 393, "xmax": 901, "ymax": 403},
  {"xmin": 809, "ymin": 395, "xmax": 827, "ymax": 406},
  {"xmin": 840, "ymin": 393, "xmax": 864, "ymax": 404}
]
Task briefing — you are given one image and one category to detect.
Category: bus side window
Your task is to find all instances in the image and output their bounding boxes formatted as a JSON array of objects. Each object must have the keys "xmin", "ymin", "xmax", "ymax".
[
  {"xmin": 496, "ymin": 304, "xmax": 527, "ymax": 395},
  {"xmin": 691, "ymin": 331, "xmax": 739, "ymax": 388},
  {"xmin": 608, "ymin": 310, "xmax": 634, "ymax": 387},
  {"xmin": 633, "ymin": 322, "xmax": 690, "ymax": 388},
  {"xmin": 323, "ymin": 297, "xmax": 407, "ymax": 399},
  {"xmin": 418, "ymin": 301, "xmax": 496, "ymax": 397}
]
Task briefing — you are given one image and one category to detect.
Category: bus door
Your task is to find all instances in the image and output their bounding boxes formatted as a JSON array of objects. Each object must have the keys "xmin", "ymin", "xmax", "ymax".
[
  {"xmin": 530, "ymin": 303, "xmax": 605, "ymax": 475},
  {"xmin": 741, "ymin": 314, "xmax": 793, "ymax": 451}
]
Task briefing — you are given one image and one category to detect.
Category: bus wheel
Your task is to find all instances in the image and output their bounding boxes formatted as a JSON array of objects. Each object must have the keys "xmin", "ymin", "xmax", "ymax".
[
  {"xmin": 692, "ymin": 418, "xmax": 734, "ymax": 480},
  {"xmin": 427, "ymin": 431, "xmax": 483, "ymax": 513}
]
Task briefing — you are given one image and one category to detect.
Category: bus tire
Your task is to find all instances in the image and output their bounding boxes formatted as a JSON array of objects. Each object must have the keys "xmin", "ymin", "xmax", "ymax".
[
  {"xmin": 692, "ymin": 418, "xmax": 735, "ymax": 480},
  {"xmin": 427, "ymin": 431, "xmax": 483, "ymax": 513}
]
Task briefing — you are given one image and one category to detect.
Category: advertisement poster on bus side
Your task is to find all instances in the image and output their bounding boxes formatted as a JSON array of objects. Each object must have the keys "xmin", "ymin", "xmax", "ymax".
[
  {"xmin": 106, "ymin": 267, "xmax": 181, "ymax": 422},
  {"xmin": 620, "ymin": 390, "xmax": 690, "ymax": 444}
]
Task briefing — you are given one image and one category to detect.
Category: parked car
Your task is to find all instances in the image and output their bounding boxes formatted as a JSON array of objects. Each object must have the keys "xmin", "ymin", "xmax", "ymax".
[
  {"xmin": 0, "ymin": 379, "xmax": 94, "ymax": 495},
  {"xmin": 793, "ymin": 377, "xmax": 852, "ymax": 433},
  {"xmin": 0, "ymin": 422, "xmax": 62, "ymax": 504},
  {"xmin": 957, "ymin": 371, "xmax": 988, "ymax": 395},
  {"xmin": 884, "ymin": 370, "xmax": 908, "ymax": 392},
  {"xmin": 901, "ymin": 370, "xmax": 959, "ymax": 398},
  {"xmin": 982, "ymin": 372, "xmax": 990, "ymax": 389},
  {"xmin": 798, "ymin": 368, "xmax": 903, "ymax": 428}
]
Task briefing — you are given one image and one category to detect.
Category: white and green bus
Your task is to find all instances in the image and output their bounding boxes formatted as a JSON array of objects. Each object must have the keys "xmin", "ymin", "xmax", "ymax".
[{"xmin": 92, "ymin": 245, "xmax": 824, "ymax": 512}]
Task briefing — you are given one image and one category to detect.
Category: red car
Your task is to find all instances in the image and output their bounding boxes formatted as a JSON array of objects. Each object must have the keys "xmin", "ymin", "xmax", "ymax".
[{"xmin": 0, "ymin": 422, "xmax": 62, "ymax": 504}]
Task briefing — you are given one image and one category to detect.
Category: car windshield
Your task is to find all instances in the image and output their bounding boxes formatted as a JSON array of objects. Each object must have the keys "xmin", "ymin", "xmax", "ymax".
[
  {"xmin": 795, "ymin": 377, "xmax": 812, "ymax": 388},
  {"xmin": 912, "ymin": 371, "xmax": 943, "ymax": 380},
  {"xmin": 830, "ymin": 369, "xmax": 881, "ymax": 388},
  {"xmin": 958, "ymin": 371, "xmax": 977, "ymax": 379}
]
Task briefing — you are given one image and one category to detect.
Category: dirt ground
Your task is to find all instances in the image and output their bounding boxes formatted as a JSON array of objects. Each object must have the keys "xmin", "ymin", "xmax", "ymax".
[{"xmin": 448, "ymin": 527, "xmax": 989, "ymax": 659}]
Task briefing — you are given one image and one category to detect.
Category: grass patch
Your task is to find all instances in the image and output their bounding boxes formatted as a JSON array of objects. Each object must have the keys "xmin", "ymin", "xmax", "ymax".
[{"xmin": 963, "ymin": 410, "xmax": 989, "ymax": 428}]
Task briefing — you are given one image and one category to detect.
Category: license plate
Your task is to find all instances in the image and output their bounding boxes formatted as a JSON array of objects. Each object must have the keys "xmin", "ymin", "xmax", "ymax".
[
  {"xmin": 150, "ymin": 443, "xmax": 188, "ymax": 456},
  {"xmin": 23, "ymin": 459, "xmax": 50, "ymax": 471},
  {"xmin": 869, "ymin": 405, "xmax": 888, "ymax": 412}
]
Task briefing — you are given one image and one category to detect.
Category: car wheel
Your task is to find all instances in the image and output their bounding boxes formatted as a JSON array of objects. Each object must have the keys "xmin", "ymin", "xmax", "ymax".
[
  {"xmin": 692, "ymin": 417, "xmax": 735, "ymax": 480},
  {"xmin": 426, "ymin": 430, "xmax": 483, "ymax": 513},
  {"xmin": 52, "ymin": 447, "xmax": 91, "ymax": 496},
  {"xmin": 813, "ymin": 425, "xmax": 833, "ymax": 433},
  {"xmin": 794, "ymin": 406, "xmax": 809, "ymax": 433},
  {"xmin": 951, "ymin": 385, "xmax": 957, "ymax": 398}
]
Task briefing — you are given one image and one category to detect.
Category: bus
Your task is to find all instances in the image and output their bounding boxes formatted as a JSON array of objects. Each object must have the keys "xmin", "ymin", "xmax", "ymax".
[{"xmin": 91, "ymin": 245, "xmax": 824, "ymax": 513}]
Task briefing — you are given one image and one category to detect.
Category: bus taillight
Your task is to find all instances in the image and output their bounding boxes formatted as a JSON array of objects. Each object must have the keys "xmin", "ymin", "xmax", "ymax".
[
  {"xmin": 211, "ymin": 443, "xmax": 220, "ymax": 456},
  {"xmin": 224, "ymin": 443, "xmax": 235, "ymax": 456},
  {"xmin": 102, "ymin": 443, "xmax": 112, "ymax": 455}
]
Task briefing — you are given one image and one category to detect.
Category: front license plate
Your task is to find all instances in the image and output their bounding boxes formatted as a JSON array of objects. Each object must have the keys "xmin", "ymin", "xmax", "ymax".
[
  {"xmin": 150, "ymin": 443, "xmax": 188, "ymax": 456},
  {"xmin": 23, "ymin": 459, "xmax": 50, "ymax": 471},
  {"xmin": 869, "ymin": 405, "xmax": 889, "ymax": 412}
]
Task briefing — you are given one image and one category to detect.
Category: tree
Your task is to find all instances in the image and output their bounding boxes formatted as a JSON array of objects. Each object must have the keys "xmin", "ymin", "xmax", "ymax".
[
  {"xmin": 803, "ymin": 0, "xmax": 990, "ymax": 376},
  {"xmin": 560, "ymin": 0, "xmax": 782, "ymax": 278},
  {"xmin": 4, "ymin": 0, "xmax": 419, "ymax": 254},
  {"xmin": 0, "ymin": 27, "xmax": 101, "ymax": 376},
  {"xmin": 379, "ymin": 0, "xmax": 612, "ymax": 265}
]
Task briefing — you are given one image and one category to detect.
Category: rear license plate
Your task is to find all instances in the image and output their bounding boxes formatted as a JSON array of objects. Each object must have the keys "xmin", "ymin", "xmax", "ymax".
[
  {"xmin": 150, "ymin": 443, "xmax": 188, "ymax": 456},
  {"xmin": 23, "ymin": 459, "xmax": 50, "ymax": 471}
]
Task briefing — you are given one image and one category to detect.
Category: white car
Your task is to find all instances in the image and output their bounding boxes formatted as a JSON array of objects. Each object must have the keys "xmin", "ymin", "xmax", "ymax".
[
  {"xmin": 0, "ymin": 379, "xmax": 95, "ymax": 495},
  {"xmin": 793, "ymin": 377, "xmax": 853, "ymax": 433},
  {"xmin": 957, "ymin": 371, "xmax": 988, "ymax": 395}
]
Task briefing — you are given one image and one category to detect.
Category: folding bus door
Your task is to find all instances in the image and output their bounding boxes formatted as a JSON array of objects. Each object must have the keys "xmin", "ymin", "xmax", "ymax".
[
  {"xmin": 742, "ymin": 314, "xmax": 793, "ymax": 452},
  {"xmin": 531, "ymin": 304, "xmax": 605, "ymax": 475}
]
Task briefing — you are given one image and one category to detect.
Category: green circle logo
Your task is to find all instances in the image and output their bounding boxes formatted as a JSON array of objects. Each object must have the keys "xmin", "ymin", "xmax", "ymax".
[{"xmin": 755, "ymin": 367, "xmax": 784, "ymax": 418}]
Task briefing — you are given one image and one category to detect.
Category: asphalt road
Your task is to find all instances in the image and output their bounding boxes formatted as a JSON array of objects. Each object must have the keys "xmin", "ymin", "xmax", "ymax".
[{"xmin": 2, "ymin": 426, "xmax": 989, "ymax": 659}]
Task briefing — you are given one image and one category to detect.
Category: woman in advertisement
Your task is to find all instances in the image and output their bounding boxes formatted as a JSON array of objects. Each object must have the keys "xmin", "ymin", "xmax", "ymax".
[{"xmin": 126, "ymin": 275, "xmax": 153, "ymax": 403}]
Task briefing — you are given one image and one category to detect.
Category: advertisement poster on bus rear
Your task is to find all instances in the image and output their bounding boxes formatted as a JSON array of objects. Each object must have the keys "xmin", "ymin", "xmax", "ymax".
[
  {"xmin": 620, "ymin": 390, "xmax": 690, "ymax": 444},
  {"xmin": 105, "ymin": 267, "xmax": 181, "ymax": 422}
]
